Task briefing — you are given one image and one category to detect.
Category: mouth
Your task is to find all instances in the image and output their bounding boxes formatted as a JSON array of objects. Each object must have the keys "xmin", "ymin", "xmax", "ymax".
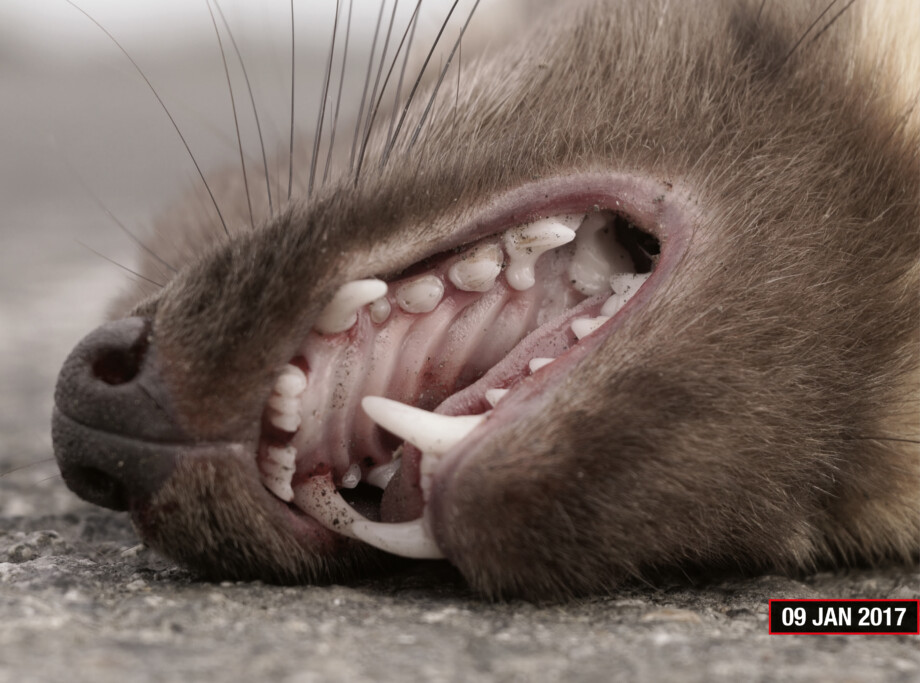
[{"xmin": 254, "ymin": 175, "xmax": 689, "ymax": 559}]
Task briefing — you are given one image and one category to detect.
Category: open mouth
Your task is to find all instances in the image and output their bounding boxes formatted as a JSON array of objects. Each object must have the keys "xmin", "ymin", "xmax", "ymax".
[{"xmin": 256, "ymin": 183, "xmax": 672, "ymax": 559}]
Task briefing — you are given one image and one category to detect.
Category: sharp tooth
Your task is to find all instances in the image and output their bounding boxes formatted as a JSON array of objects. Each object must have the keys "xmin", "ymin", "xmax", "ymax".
[
  {"xmin": 369, "ymin": 296, "xmax": 391, "ymax": 324},
  {"xmin": 601, "ymin": 272, "xmax": 651, "ymax": 316},
  {"xmin": 269, "ymin": 408, "xmax": 301, "ymax": 433},
  {"xmin": 260, "ymin": 446, "xmax": 297, "ymax": 502},
  {"xmin": 395, "ymin": 275, "xmax": 445, "ymax": 314},
  {"xmin": 341, "ymin": 463, "xmax": 362, "ymax": 489},
  {"xmin": 571, "ymin": 316, "xmax": 611, "ymax": 340},
  {"xmin": 314, "ymin": 279, "xmax": 388, "ymax": 334},
  {"xmin": 361, "ymin": 396, "xmax": 485, "ymax": 455},
  {"xmin": 568, "ymin": 214, "xmax": 635, "ymax": 296},
  {"xmin": 504, "ymin": 219, "xmax": 577, "ymax": 290},
  {"xmin": 447, "ymin": 243, "xmax": 503, "ymax": 292},
  {"xmin": 294, "ymin": 477, "xmax": 444, "ymax": 559},
  {"xmin": 528, "ymin": 357, "xmax": 554, "ymax": 373},
  {"xmin": 366, "ymin": 458, "xmax": 401, "ymax": 489},
  {"xmin": 484, "ymin": 388, "xmax": 509, "ymax": 407},
  {"xmin": 274, "ymin": 364, "xmax": 307, "ymax": 397}
]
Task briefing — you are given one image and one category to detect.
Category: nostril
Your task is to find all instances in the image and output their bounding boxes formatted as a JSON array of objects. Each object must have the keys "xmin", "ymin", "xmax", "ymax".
[
  {"xmin": 61, "ymin": 465, "xmax": 130, "ymax": 511},
  {"xmin": 91, "ymin": 337, "xmax": 147, "ymax": 386}
]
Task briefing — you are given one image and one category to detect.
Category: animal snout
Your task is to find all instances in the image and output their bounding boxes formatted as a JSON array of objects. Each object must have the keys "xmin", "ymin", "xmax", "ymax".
[{"xmin": 52, "ymin": 317, "xmax": 186, "ymax": 511}]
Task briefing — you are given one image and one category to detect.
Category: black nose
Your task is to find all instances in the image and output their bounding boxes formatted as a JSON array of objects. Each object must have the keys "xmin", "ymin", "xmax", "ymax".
[{"xmin": 52, "ymin": 317, "xmax": 186, "ymax": 510}]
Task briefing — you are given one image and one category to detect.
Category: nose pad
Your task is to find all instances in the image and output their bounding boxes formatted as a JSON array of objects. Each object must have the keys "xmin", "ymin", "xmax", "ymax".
[{"xmin": 52, "ymin": 317, "xmax": 187, "ymax": 510}]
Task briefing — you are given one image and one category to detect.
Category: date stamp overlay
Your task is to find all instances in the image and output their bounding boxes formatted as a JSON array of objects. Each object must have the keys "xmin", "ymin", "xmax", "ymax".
[{"xmin": 769, "ymin": 600, "xmax": 919, "ymax": 635}]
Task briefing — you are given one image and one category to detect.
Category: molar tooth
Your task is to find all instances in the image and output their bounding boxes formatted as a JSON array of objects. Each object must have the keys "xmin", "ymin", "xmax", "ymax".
[
  {"xmin": 361, "ymin": 396, "xmax": 485, "ymax": 455},
  {"xmin": 568, "ymin": 214, "xmax": 635, "ymax": 295},
  {"xmin": 528, "ymin": 357, "xmax": 555, "ymax": 373},
  {"xmin": 268, "ymin": 408, "xmax": 301, "ymax": 433},
  {"xmin": 369, "ymin": 296, "xmax": 391, "ymax": 324},
  {"xmin": 266, "ymin": 445, "xmax": 297, "ymax": 468},
  {"xmin": 314, "ymin": 279, "xmax": 388, "ymax": 334},
  {"xmin": 366, "ymin": 458, "xmax": 401, "ymax": 489},
  {"xmin": 601, "ymin": 272, "xmax": 651, "ymax": 316},
  {"xmin": 341, "ymin": 463, "xmax": 362, "ymax": 489},
  {"xmin": 571, "ymin": 316, "xmax": 611, "ymax": 340},
  {"xmin": 395, "ymin": 275, "xmax": 445, "ymax": 314},
  {"xmin": 447, "ymin": 243, "xmax": 503, "ymax": 292},
  {"xmin": 294, "ymin": 477, "xmax": 444, "ymax": 559},
  {"xmin": 503, "ymin": 219, "xmax": 577, "ymax": 290},
  {"xmin": 261, "ymin": 446, "xmax": 297, "ymax": 502},
  {"xmin": 267, "ymin": 394, "xmax": 301, "ymax": 414},
  {"xmin": 274, "ymin": 364, "xmax": 307, "ymax": 397},
  {"xmin": 484, "ymin": 388, "xmax": 509, "ymax": 407}
]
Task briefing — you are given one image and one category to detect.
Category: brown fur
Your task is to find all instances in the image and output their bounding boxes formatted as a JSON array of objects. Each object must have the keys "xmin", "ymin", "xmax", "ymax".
[{"xmin": 62, "ymin": 0, "xmax": 919, "ymax": 598}]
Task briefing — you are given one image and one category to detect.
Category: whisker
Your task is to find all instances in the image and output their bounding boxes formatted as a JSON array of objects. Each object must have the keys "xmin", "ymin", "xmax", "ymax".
[
  {"xmin": 380, "ymin": 0, "xmax": 461, "ymax": 169},
  {"xmin": 386, "ymin": 1, "xmax": 422, "ymax": 153},
  {"xmin": 350, "ymin": 0, "xmax": 388, "ymax": 172},
  {"xmin": 309, "ymin": 0, "xmax": 343, "ymax": 197},
  {"xmin": 408, "ymin": 0, "xmax": 481, "ymax": 152},
  {"xmin": 0, "ymin": 458, "xmax": 57, "ymax": 479},
  {"xmin": 63, "ymin": 0, "xmax": 230, "ymax": 238},
  {"xmin": 288, "ymin": 0, "xmax": 296, "ymax": 201},
  {"xmin": 805, "ymin": 0, "xmax": 858, "ymax": 48},
  {"xmin": 76, "ymin": 240, "xmax": 164, "ymax": 288},
  {"xmin": 775, "ymin": 0, "xmax": 838, "ymax": 70},
  {"xmin": 323, "ymin": 0, "xmax": 355, "ymax": 185},
  {"xmin": 206, "ymin": 0, "xmax": 254, "ymax": 231},
  {"xmin": 213, "ymin": 0, "xmax": 274, "ymax": 217}
]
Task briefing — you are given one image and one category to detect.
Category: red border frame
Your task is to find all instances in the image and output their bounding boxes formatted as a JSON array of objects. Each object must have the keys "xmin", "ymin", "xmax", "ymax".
[{"xmin": 768, "ymin": 599, "xmax": 920, "ymax": 635}]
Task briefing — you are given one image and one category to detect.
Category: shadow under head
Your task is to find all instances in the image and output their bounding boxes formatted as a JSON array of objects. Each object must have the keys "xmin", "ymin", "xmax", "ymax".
[{"xmin": 52, "ymin": 0, "xmax": 919, "ymax": 599}]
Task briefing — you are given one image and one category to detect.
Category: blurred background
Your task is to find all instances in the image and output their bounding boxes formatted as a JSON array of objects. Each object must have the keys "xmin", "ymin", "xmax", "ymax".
[{"xmin": 0, "ymin": 0, "xmax": 487, "ymax": 513}]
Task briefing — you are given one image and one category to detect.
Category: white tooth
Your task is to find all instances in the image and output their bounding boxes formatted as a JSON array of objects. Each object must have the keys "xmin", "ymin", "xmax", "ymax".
[
  {"xmin": 484, "ymin": 388, "xmax": 509, "ymax": 407},
  {"xmin": 366, "ymin": 458, "xmax": 401, "ymax": 489},
  {"xmin": 294, "ymin": 477, "xmax": 444, "ymax": 559},
  {"xmin": 447, "ymin": 243, "xmax": 503, "ymax": 292},
  {"xmin": 341, "ymin": 463, "xmax": 362, "ymax": 489},
  {"xmin": 266, "ymin": 445, "xmax": 297, "ymax": 468},
  {"xmin": 395, "ymin": 275, "xmax": 444, "ymax": 314},
  {"xmin": 267, "ymin": 394, "xmax": 300, "ymax": 414},
  {"xmin": 269, "ymin": 408, "xmax": 301, "ymax": 433},
  {"xmin": 528, "ymin": 357, "xmax": 554, "ymax": 373},
  {"xmin": 601, "ymin": 272, "xmax": 651, "ymax": 316},
  {"xmin": 261, "ymin": 470, "xmax": 294, "ymax": 502},
  {"xmin": 568, "ymin": 213, "xmax": 635, "ymax": 296},
  {"xmin": 503, "ymin": 218, "xmax": 577, "ymax": 290},
  {"xmin": 361, "ymin": 396, "xmax": 485, "ymax": 455},
  {"xmin": 369, "ymin": 296, "xmax": 391, "ymax": 324},
  {"xmin": 571, "ymin": 316, "xmax": 611, "ymax": 340},
  {"xmin": 274, "ymin": 364, "xmax": 307, "ymax": 397},
  {"xmin": 314, "ymin": 279, "xmax": 388, "ymax": 334}
]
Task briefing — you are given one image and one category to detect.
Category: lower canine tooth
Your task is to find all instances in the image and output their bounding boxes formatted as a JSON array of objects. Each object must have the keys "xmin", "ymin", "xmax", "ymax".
[
  {"xmin": 395, "ymin": 275, "xmax": 445, "ymax": 314},
  {"xmin": 448, "ymin": 243, "xmax": 503, "ymax": 292},
  {"xmin": 571, "ymin": 316, "xmax": 611, "ymax": 340},
  {"xmin": 504, "ymin": 219, "xmax": 577, "ymax": 290},
  {"xmin": 361, "ymin": 396, "xmax": 485, "ymax": 455},
  {"xmin": 294, "ymin": 477, "xmax": 444, "ymax": 559},
  {"xmin": 484, "ymin": 388, "xmax": 509, "ymax": 407},
  {"xmin": 528, "ymin": 357, "xmax": 554, "ymax": 373},
  {"xmin": 314, "ymin": 279, "xmax": 388, "ymax": 334}
]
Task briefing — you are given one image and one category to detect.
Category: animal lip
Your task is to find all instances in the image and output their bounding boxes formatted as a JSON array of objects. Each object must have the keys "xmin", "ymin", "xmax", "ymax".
[{"xmin": 253, "ymin": 178, "xmax": 677, "ymax": 558}]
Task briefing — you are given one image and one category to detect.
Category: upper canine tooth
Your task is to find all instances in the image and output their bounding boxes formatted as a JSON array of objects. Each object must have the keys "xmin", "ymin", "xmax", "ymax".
[
  {"xmin": 314, "ymin": 279, "xmax": 388, "ymax": 334},
  {"xmin": 447, "ymin": 243, "xmax": 503, "ymax": 292},
  {"xmin": 395, "ymin": 275, "xmax": 445, "ymax": 314},
  {"xmin": 361, "ymin": 396, "xmax": 485, "ymax": 455},
  {"xmin": 528, "ymin": 357, "xmax": 554, "ymax": 373},
  {"xmin": 484, "ymin": 388, "xmax": 509, "ymax": 407},
  {"xmin": 504, "ymin": 219, "xmax": 577, "ymax": 290},
  {"xmin": 571, "ymin": 316, "xmax": 611, "ymax": 340}
]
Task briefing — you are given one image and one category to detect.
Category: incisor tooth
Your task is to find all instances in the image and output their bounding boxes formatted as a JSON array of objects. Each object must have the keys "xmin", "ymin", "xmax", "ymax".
[
  {"xmin": 274, "ymin": 364, "xmax": 307, "ymax": 397},
  {"xmin": 528, "ymin": 357, "xmax": 554, "ymax": 373},
  {"xmin": 314, "ymin": 279, "xmax": 388, "ymax": 334},
  {"xmin": 395, "ymin": 275, "xmax": 445, "ymax": 314},
  {"xmin": 361, "ymin": 396, "xmax": 485, "ymax": 455},
  {"xmin": 484, "ymin": 388, "xmax": 509, "ymax": 407},
  {"xmin": 447, "ymin": 243, "xmax": 503, "ymax": 292},
  {"xmin": 571, "ymin": 316, "xmax": 611, "ymax": 340},
  {"xmin": 503, "ymin": 219, "xmax": 577, "ymax": 290}
]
